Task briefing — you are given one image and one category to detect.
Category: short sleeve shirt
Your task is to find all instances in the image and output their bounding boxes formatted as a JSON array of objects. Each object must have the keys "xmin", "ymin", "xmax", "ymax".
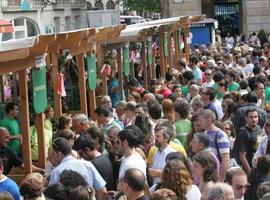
[
  {"xmin": 0, "ymin": 117, "xmax": 20, "ymax": 155},
  {"xmin": 0, "ymin": 146, "xmax": 23, "ymax": 175}
]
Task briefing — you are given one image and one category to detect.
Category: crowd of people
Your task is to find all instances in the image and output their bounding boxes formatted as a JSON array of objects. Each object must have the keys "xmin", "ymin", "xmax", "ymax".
[{"xmin": 0, "ymin": 31, "xmax": 269, "ymax": 200}]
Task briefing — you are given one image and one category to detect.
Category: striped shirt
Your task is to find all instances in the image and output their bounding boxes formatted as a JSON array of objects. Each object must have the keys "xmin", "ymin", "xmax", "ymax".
[{"xmin": 207, "ymin": 129, "xmax": 230, "ymax": 161}]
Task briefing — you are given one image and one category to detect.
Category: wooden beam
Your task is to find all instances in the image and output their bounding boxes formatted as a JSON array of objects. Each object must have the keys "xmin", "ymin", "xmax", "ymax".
[
  {"xmin": 76, "ymin": 53, "xmax": 87, "ymax": 115},
  {"xmin": 0, "ymin": 75, "xmax": 4, "ymax": 102},
  {"xmin": 168, "ymin": 32, "xmax": 172, "ymax": 71},
  {"xmin": 141, "ymin": 42, "xmax": 148, "ymax": 90},
  {"xmin": 97, "ymin": 44, "xmax": 107, "ymax": 96},
  {"xmin": 0, "ymin": 48, "xmax": 30, "ymax": 63},
  {"xmin": 35, "ymin": 113, "xmax": 46, "ymax": 169},
  {"xmin": 117, "ymin": 48, "xmax": 124, "ymax": 100},
  {"xmin": 173, "ymin": 31, "xmax": 180, "ymax": 63},
  {"xmin": 18, "ymin": 69, "xmax": 32, "ymax": 174},
  {"xmin": 130, "ymin": 61, "xmax": 135, "ymax": 80},
  {"xmin": 184, "ymin": 27, "xmax": 190, "ymax": 63},
  {"xmin": 88, "ymin": 90, "xmax": 96, "ymax": 121},
  {"xmin": 51, "ymin": 52, "xmax": 62, "ymax": 119},
  {"xmin": 159, "ymin": 32, "xmax": 166, "ymax": 78}
]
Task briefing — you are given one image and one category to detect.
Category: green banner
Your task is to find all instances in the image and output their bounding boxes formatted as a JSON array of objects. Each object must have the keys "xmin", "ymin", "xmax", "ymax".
[
  {"xmin": 164, "ymin": 32, "xmax": 169, "ymax": 57},
  {"xmin": 86, "ymin": 55, "xmax": 97, "ymax": 90},
  {"xmin": 123, "ymin": 47, "xmax": 130, "ymax": 76},
  {"xmin": 32, "ymin": 66, "xmax": 47, "ymax": 113},
  {"xmin": 147, "ymin": 38, "xmax": 153, "ymax": 65}
]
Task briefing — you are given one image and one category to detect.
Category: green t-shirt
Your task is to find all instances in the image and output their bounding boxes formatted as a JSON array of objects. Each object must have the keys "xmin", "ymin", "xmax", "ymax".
[
  {"xmin": 227, "ymin": 82, "xmax": 239, "ymax": 92},
  {"xmin": 174, "ymin": 119, "xmax": 192, "ymax": 149},
  {"xmin": 181, "ymin": 85, "xmax": 189, "ymax": 96},
  {"xmin": 30, "ymin": 125, "xmax": 52, "ymax": 161},
  {"xmin": 264, "ymin": 87, "xmax": 270, "ymax": 106},
  {"xmin": 0, "ymin": 117, "xmax": 20, "ymax": 155},
  {"xmin": 213, "ymin": 83, "xmax": 223, "ymax": 99}
]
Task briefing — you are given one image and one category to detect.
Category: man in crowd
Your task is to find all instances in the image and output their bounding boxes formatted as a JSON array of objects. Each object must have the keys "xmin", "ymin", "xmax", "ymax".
[
  {"xmin": 225, "ymin": 168, "xmax": 248, "ymax": 200},
  {"xmin": 198, "ymin": 109, "xmax": 230, "ymax": 181},
  {"xmin": 49, "ymin": 137, "xmax": 107, "ymax": 199},
  {"xmin": 72, "ymin": 113, "xmax": 91, "ymax": 135},
  {"xmin": 233, "ymin": 109, "xmax": 261, "ymax": 174},
  {"xmin": 0, "ymin": 102, "xmax": 21, "ymax": 155}
]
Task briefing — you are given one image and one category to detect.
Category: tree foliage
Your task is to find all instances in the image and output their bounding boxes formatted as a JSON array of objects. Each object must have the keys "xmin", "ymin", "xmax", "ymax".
[{"xmin": 117, "ymin": 0, "xmax": 162, "ymax": 14}]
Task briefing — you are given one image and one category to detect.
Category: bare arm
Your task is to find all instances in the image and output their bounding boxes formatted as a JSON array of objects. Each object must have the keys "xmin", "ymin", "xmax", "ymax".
[
  {"xmin": 220, "ymin": 153, "xmax": 230, "ymax": 181},
  {"xmin": 96, "ymin": 187, "xmax": 107, "ymax": 200},
  {"xmin": 239, "ymin": 151, "xmax": 251, "ymax": 175}
]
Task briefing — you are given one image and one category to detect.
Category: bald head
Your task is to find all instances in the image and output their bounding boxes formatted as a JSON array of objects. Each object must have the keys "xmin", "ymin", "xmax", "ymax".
[
  {"xmin": 0, "ymin": 127, "xmax": 10, "ymax": 147},
  {"xmin": 143, "ymin": 93, "xmax": 155, "ymax": 102},
  {"xmin": 124, "ymin": 168, "xmax": 145, "ymax": 192}
]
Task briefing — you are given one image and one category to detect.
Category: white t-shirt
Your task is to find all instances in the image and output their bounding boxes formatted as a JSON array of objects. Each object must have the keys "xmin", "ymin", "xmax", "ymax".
[
  {"xmin": 213, "ymin": 99, "xmax": 224, "ymax": 120},
  {"xmin": 185, "ymin": 185, "xmax": 201, "ymax": 200},
  {"xmin": 119, "ymin": 152, "xmax": 146, "ymax": 178}
]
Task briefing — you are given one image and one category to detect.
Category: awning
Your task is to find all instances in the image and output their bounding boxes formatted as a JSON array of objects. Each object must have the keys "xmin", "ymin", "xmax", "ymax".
[{"xmin": 0, "ymin": 19, "xmax": 14, "ymax": 33}]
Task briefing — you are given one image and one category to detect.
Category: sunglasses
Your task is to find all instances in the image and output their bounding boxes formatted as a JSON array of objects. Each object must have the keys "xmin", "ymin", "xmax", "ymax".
[{"xmin": 205, "ymin": 73, "xmax": 212, "ymax": 76}]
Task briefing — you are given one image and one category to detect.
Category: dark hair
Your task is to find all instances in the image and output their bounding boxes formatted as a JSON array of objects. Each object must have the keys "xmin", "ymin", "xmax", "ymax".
[
  {"xmin": 246, "ymin": 92, "xmax": 259, "ymax": 103},
  {"xmin": 84, "ymin": 127, "xmax": 104, "ymax": 146},
  {"xmin": 165, "ymin": 72, "xmax": 173, "ymax": 82},
  {"xmin": 154, "ymin": 94, "xmax": 164, "ymax": 105},
  {"xmin": 128, "ymin": 79, "xmax": 140, "ymax": 87},
  {"xmin": 136, "ymin": 103, "xmax": 148, "ymax": 113},
  {"xmin": 60, "ymin": 170, "xmax": 88, "ymax": 189},
  {"xmin": 189, "ymin": 56, "xmax": 199, "ymax": 64},
  {"xmin": 193, "ymin": 151, "xmax": 218, "ymax": 182},
  {"xmin": 52, "ymin": 137, "xmax": 72, "ymax": 156},
  {"xmin": 183, "ymin": 71, "xmax": 194, "ymax": 81},
  {"xmin": 257, "ymin": 155, "xmax": 270, "ymax": 175},
  {"xmin": 94, "ymin": 106, "xmax": 110, "ymax": 117},
  {"xmin": 125, "ymin": 125, "xmax": 145, "ymax": 146},
  {"xmin": 205, "ymin": 87, "xmax": 217, "ymax": 101},
  {"xmin": 5, "ymin": 102, "xmax": 18, "ymax": 113},
  {"xmin": 245, "ymin": 108, "xmax": 258, "ymax": 117},
  {"xmin": 44, "ymin": 183, "xmax": 68, "ymax": 200},
  {"xmin": 253, "ymin": 65, "xmax": 262, "ymax": 75},
  {"xmin": 255, "ymin": 82, "xmax": 264, "ymax": 90},
  {"xmin": 55, "ymin": 129, "xmax": 75, "ymax": 141},
  {"xmin": 213, "ymin": 71, "xmax": 224, "ymax": 83},
  {"xmin": 123, "ymin": 168, "xmax": 145, "ymax": 192},
  {"xmin": 239, "ymin": 79, "xmax": 248, "ymax": 90},
  {"xmin": 73, "ymin": 135, "xmax": 95, "ymax": 151},
  {"xmin": 68, "ymin": 186, "xmax": 94, "ymax": 200},
  {"xmin": 118, "ymin": 128, "xmax": 139, "ymax": 148},
  {"xmin": 147, "ymin": 100, "xmax": 162, "ymax": 120},
  {"xmin": 57, "ymin": 115, "xmax": 71, "ymax": 130},
  {"xmin": 134, "ymin": 113, "xmax": 152, "ymax": 136},
  {"xmin": 174, "ymin": 98, "xmax": 189, "ymax": 119},
  {"xmin": 165, "ymin": 152, "xmax": 192, "ymax": 176}
]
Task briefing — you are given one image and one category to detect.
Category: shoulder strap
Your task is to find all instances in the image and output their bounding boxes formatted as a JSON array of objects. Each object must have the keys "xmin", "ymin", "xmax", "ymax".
[{"xmin": 215, "ymin": 131, "xmax": 222, "ymax": 163}]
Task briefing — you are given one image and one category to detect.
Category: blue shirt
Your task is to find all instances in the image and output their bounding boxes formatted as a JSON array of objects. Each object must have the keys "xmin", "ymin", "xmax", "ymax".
[
  {"xmin": 108, "ymin": 79, "xmax": 120, "ymax": 108},
  {"xmin": 207, "ymin": 129, "xmax": 230, "ymax": 161},
  {"xmin": 49, "ymin": 155, "xmax": 106, "ymax": 191},
  {"xmin": 0, "ymin": 176, "xmax": 20, "ymax": 200}
]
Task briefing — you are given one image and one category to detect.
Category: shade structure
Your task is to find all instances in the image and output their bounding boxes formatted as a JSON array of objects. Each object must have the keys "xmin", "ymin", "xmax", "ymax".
[{"xmin": 0, "ymin": 19, "xmax": 14, "ymax": 33}]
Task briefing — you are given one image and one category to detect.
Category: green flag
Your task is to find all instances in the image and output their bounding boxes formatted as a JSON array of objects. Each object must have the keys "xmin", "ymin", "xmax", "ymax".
[
  {"xmin": 32, "ymin": 58, "xmax": 47, "ymax": 113},
  {"xmin": 164, "ymin": 32, "xmax": 169, "ymax": 57},
  {"xmin": 86, "ymin": 55, "xmax": 97, "ymax": 90},
  {"xmin": 123, "ymin": 47, "xmax": 130, "ymax": 76},
  {"xmin": 147, "ymin": 37, "xmax": 153, "ymax": 65}
]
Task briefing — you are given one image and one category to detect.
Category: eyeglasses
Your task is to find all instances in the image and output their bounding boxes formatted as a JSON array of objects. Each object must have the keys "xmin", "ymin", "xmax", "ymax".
[
  {"xmin": 236, "ymin": 184, "xmax": 250, "ymax": 190},
  {"xmin": 205, "ymin": 74, "xmax": 212, "ymax": 76},
  {"xmin": 52, "ymin": 137, "xmax": 62, "ymax": 151}
]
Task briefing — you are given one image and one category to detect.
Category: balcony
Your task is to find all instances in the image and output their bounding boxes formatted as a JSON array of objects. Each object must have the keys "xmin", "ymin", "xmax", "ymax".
[
  {"xmin": 1, "ymin": 0, "xmax": 43, "ymax": 12},
  {"xmin": 70, "ymin": 0, "xmax": 87, "ymax": 9}
]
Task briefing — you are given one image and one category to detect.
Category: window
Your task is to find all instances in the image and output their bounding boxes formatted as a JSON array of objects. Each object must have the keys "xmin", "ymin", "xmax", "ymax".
[
  {"xmin": 2, "ymin": 17, "xmax": 39, "ymax": 41},
  {"xmin": 106, "ymin": 0, "xmax": 115, "ymax": 9},
  {"xmin": 95, "ymin": 1, "xmax": 104, "ymax": 10}
]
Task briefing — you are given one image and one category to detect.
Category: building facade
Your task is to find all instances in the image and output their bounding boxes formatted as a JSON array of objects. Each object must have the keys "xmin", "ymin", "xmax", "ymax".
[
  {"xmin": 86, "ymin": 0, "xmax": 118, "ymax": 10},
  {"xmin": 0, "ymin": 0, "xmax": 88, "ymax": 41},
  {"xmin": 164, "ymin": 0, "xmax": 270, "ymax": 36}
]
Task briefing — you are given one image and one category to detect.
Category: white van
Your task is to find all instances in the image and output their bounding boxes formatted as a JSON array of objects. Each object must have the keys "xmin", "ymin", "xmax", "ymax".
[{"xmin": 120, "ymin": 15, "xmax": 146, "ymax": 25}]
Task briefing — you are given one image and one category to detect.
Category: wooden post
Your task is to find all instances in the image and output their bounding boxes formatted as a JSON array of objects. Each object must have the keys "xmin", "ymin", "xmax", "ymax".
[
  {"xmin": 168, "ymin": 32, "xmax": 172, "ymax": 71},
  {"xmin": 117, "ymin": 48, "xmax": 124, "ymax": 100},
  {"xmin": 76, "ymin": 53, "xmax": 87, "ymax": 115},
  {"xmin": 184, "ymin": 26, "xmax": 190, "ymax": 63},
  {"xmin": 51, "ymin": 52, "xmax": 62, "ymax": 119},
  {"xmin": 18, "ymin": 69, "xmax": 32, "ymax": 173},
  {"xmin": 130, "ymin": 61, "xmax": 135, "ymax": 80},
  {"xmin": 97, "ymin": 45, "xmax": 107, "ymax": 96},
  {"xmin": 141, "ymin": 42, "xmax": 148, "ymax": 90},
  {"xmin": 159, "ymin": 32, "xmax": 165, "ymax": 78},
  {"xmin": 174, "ymin": 31, "xmax": 180, "ymax": 63},
  {"xmin": 35, "ymin": 113, "xmax": 46, "ymax": 169},
  {"xmin": 88, "ymin": 90, "xmax": 96, "ymax": 121},
  {"xmin": 0, "ymin": 75, "xmax": 4, "ymax": 102},
  {"xmin": 12, "ymin": 72, "xmax": 18, "ymax": 102}
]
